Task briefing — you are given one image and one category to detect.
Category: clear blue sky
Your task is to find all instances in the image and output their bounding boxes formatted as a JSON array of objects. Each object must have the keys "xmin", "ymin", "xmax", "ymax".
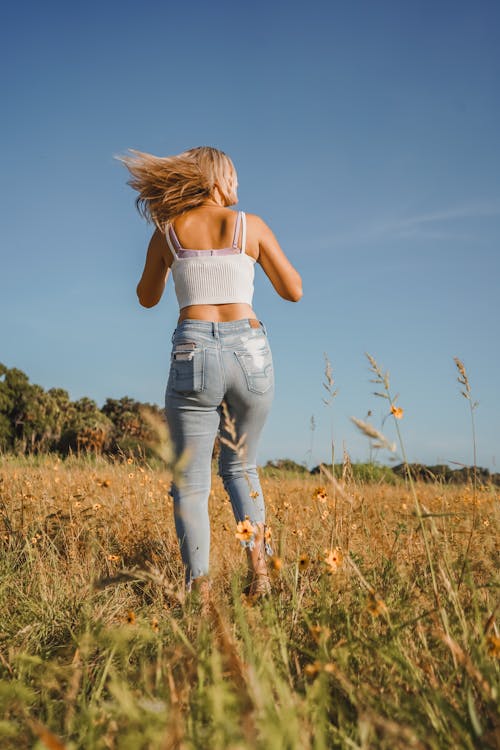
[{"xmin": 1, "ymin": 0, "xmax": 499, "ymax": 470}]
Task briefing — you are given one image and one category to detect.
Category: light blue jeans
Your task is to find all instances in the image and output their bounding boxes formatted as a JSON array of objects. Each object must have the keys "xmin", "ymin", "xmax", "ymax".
[{"xmin": 164, "ymin": 318, "xmax": 274, "ymax": 587}]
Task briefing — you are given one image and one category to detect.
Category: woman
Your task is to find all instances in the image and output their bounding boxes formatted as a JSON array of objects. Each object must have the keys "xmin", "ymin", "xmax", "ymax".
[{"xmin": 117, "ymin": 146, "xmax": 302, "ymax": 598}]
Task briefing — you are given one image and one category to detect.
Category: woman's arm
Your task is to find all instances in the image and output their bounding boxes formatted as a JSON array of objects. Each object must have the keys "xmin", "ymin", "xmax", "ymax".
[
  {"xmin": 251, "ymin": 215, "xmax": 303, "ymax": 302},
  {"xmin": 136, "ymin": 229, "xmax": 172, "ymax": 308}
]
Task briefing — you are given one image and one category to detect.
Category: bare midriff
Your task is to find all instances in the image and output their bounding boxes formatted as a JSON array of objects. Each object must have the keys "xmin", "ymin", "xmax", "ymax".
[{"xmin": 178, "ymin": 303, "xmax": 257, "ymax": 323}]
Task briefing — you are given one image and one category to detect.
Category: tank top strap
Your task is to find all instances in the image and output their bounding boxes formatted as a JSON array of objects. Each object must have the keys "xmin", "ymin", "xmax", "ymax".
[
  {"xmin": 231, "ymin": 211, "xmax": 242, "ymax": 249},
  {"xmin": 240, "ymin": 211, "xmax": 247, "ymax": 255},
  {"xmin": 165, "ymin": 223, "xmax": 180, "ymax": 260}
]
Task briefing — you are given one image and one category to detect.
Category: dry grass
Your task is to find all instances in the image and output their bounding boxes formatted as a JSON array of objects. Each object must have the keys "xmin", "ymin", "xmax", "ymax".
[{"xmin": 0, "ymin": 455, "xmax": 499, "ymax": 749}]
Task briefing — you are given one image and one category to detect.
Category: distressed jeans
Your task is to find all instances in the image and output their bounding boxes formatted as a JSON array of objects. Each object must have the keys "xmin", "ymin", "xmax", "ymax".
[{"xmin": 164, "ymin": 318, "xmax": 274, "ymax": 587}]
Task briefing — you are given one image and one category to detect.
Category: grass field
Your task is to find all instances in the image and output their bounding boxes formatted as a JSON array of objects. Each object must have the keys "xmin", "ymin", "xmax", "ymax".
[{"xmin": 0, "ymin": 454, "xmax": 498, "ymax": 749}]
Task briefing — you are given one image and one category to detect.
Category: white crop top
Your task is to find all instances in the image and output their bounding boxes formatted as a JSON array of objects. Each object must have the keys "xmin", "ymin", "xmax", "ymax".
[{"xmin": 165, "ymin": 211, "xmax": 255, "ymax": 309}]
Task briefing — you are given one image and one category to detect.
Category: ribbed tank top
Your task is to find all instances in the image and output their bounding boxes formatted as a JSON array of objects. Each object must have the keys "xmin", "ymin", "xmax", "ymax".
[{"xmin": 165, "ymin": 211, "xmax": 255, "ymax": 309}]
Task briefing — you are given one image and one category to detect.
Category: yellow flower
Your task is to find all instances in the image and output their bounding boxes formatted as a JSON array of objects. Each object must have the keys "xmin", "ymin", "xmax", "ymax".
[
  {"xmin": 367, "ymin": 592, "xmax": 388, "ymax": 618},
  {"xmin": 313, "ymin": 487, "xmax": 328, "ymax": 503},
  {"xmin": 93, "ymin": 503, "xmax": 102, "ymax": 511},
  {"xmin": 269, "ymin": 556, "xmax": 282, "ymax": 572},
  {"xmin": 304, "ymin": 660, "xmax": 322, "ymax": 676},
  {"xmin": 107, "ymin": 554, "xmax": 120, "ymax": 562},
  {"xmin": 390, "ymin": 405, "xmax": 404, "ymax": 419},
  {"xmin": 151, "ymin": 617, "xmax": 160, "ymax": 633},
  {"xmin": 487, "ymin": 634, "xmax": 500, "ymax": 658},
  {"xmin": 249, "ymin": 490, "xmax": 260, "ymax": 499},
  {"xmin": 298, "ymin": 554, "xmax": 310, "ymax": 571},
  {"xmin": 309, "ymin": 624, "xmax": 331, "ymax": 644},
  {"xmin": 235, "ymin": 518, "xmax": 255, "ymax": 542},
  {"xmin": 304, "ymin": 660, "xmax": 335, "ymax": 676},
  {"xmin": 127, "ymin": 458, "xmax": 133, "ymax": 465},
  {"xmin": 323, "ymin": 547, "xmax": 343, "ymax": 574},
  {"xmin": 126, "ymin": 611, "xmax": 136, "ymax": 625}
]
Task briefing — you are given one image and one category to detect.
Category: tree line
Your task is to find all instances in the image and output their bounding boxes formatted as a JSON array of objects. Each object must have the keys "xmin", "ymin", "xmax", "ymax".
[{"xmin": 0, "ymin": 363, "xmax": 164, "ymax": 458}]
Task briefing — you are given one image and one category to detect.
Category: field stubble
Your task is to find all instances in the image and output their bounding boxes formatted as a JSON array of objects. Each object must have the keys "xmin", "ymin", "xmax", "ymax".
[{"xmin": 0, "ymin": 456, "xmax": 498, "ymax": 749}]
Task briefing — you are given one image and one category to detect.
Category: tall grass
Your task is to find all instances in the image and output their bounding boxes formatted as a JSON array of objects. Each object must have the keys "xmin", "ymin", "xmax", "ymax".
[{"xmin": 0, "ymin": 355, "xmax": 498, "ymax": 748}]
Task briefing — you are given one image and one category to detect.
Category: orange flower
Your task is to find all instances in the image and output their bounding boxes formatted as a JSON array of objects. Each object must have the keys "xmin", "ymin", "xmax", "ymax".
[
  {"xmin": 323, "ymin": 547, "xmax": 344, "ymax": 574},
  {"xmin": 298, "ymin": 553, "xmax": 310, "ymax": 571},
  {"xmin": 313, "ymin": 487, "xmax": 328, "ymax": 503},
  {"xmin": 151, "ymin": 617, "xmax": 160, "ymax": 633},
  {"xmin": 487, "ymin": 634, "xmax": 500, "ymax": 658},
  {"xmin": 305, "ymin": 660, "xmax": 335, "ymax": 676},
  {"xmin": 264, "ymin": 526, "xmax": 272, "ymax": 544},
  {"xmin": 367, "ymin": 592, "xmax": 388, "ymax": 618},
  {"xmin": 309, "ymin": 624, "xmax": 331, "ymax": 644},
  {"xmin": 107, "ymin": 554, "xmax": 120, "ymax": 563},
  {"xmin": 269, "ymin": 556, "xmax": 282, "ymax": 572},
  {"xmin": 249, "ymin": 490, "xmax": 260, "ymax": 499},
  {"xmin": 235, "ymin": 518, "xmax": 255, "ymax": 542},
  {"xmin": 126, "ymin": 611, "xmax": 136, "ymax": 625},
  {"xmin": 390, "ymin": 405, "xmax": 404, "ymax": 419}
]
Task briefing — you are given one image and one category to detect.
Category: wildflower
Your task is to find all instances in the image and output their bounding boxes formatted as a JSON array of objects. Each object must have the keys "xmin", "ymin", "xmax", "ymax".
[
  {"xmin": 74, "ymin": 501, "xmax": 82, "ymax": 508},
  {"xmin": 128, "ymin": 472, "xmax": 135, "ymax": 479},
  {"xmin": 487, "ymin": 635, "xmax": 500, "ymax": 658},
  {"xmin": 313, "ymin": 486, "xmax": 328, "ymax": 503},
  {"xmin": 324, "ymin": 547, "xmax": 343, "ymax": 574},
  {"xmin": 305, "ymin": 660, "xmax": 336, "ymax": 676},
  {"xmin": 304, "ymin": 660, "xmax": 322, "ymax": 676},
  {"xmin": 309, "ymin": 624, "xmax": 331, "ymax": 644},
  {"xmin": 93, "ymin": 503, "xmax": 102, "ymax": 511},
  {"xmin": 283, "ymin": 502, "xmax": 291, "ymax": 510},
  {"xmin": 264, "ymin": 526, "xmax": 272, "ymax": 544},
  {"xmin": 249, "ymin": 490, "xmax": 260, "ymax": 499},
  {"xmin": 151, "ymin": 617, "xmax": 160, "ymax": 633},
  {"xmin": 483, "ymin": 519, "xmax": 490, "ymax": 527},
  {"xmin": 107, "ymin": 554, "xmax": 120, "ymax": 562},
  {"xmin": 367, "ymin": 592, "xmax": 388, "ymax": 618},
  {"xmin": 298, "ymin": 553, "xmax": 310, "ymax": 571},
  {"xmin": 390, "ymin": 405, "xmax": 404, "ymax": 419},
  {"xmin": 235, "ymin": 518, "xmax": 255, "ymax": 543},
  {"xmin": 269, "ymin": 556, "xmax": 282, "ymax": 572},
  {"xmin": 127, "ymin": 458, "xmax": 133, "ymax": 465},
  {"xmin": 101, "ymin": 479, "xmax": 111, "ymax": 488},
  {"xmin": 126, "ymin": 611, "xmax": 136, "ymax": 625}
]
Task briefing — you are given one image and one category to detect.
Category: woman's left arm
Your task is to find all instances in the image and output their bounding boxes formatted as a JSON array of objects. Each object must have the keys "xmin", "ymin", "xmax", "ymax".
[{"xmin": 137, "ymin": 229, "xmax": 172, "ymax": 308}]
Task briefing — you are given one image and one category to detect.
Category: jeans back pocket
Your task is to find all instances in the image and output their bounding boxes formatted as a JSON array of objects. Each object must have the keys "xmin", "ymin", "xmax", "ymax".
[
  {"xmin": 171, "ymin": 346, "xmax": 205, "ymax": 393},
  {"xmin": 235, "ymin": 345, "xmax": 274, "ymax": 394}
]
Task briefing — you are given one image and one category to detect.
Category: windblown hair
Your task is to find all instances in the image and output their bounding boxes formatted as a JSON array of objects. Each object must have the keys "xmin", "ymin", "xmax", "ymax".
[{"xmin": 115, "ymin": 146, "xmax": 238, "ymax": 230}]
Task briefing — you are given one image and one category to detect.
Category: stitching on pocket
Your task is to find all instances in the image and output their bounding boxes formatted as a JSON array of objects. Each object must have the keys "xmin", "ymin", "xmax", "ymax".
[{"xmin": 234, "ymin": 348, "xmax": 273, "ymax": 394}]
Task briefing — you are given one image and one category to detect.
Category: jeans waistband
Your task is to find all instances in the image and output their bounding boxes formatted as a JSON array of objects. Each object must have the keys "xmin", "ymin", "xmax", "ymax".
[{"xmin": 172, "ymin": 318, "xmax": 268, "ymax": 341}]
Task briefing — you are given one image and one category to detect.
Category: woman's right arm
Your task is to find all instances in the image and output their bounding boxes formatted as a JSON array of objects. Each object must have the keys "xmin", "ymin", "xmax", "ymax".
[{"xmin": 251, "ymin": 215, "xmax": 303, "ymax": 302}]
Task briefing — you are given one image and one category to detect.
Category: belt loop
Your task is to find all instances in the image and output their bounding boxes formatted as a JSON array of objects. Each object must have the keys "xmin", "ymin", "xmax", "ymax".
[
  {"xmin": 259, "ymin": 320, "xmax": 267, "ymax": 336},
  {"xmin": 171, "ymin": 328, "xmax": 177, "ymax": 344}
]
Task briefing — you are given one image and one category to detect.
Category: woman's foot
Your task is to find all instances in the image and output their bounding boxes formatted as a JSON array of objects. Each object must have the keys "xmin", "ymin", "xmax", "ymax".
[
  {"xmin": 244, "ymin": 523, "xmax": 271, "ymax": 601},
  {"xmin": 247, "ymin": 572, "xmax": 271, "ymax": 600}
]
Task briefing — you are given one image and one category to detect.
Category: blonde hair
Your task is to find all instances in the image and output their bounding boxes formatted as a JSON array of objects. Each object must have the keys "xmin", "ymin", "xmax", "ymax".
[{"xmin": 115, "ymin": 146, "xmax": 238, "ymax": 230}]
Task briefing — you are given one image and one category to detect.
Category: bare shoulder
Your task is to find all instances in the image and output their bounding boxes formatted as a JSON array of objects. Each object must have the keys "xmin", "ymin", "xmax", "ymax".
[{"xmin": 244, "ymin": 212, "xmax": 281, "ymax": 261}]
